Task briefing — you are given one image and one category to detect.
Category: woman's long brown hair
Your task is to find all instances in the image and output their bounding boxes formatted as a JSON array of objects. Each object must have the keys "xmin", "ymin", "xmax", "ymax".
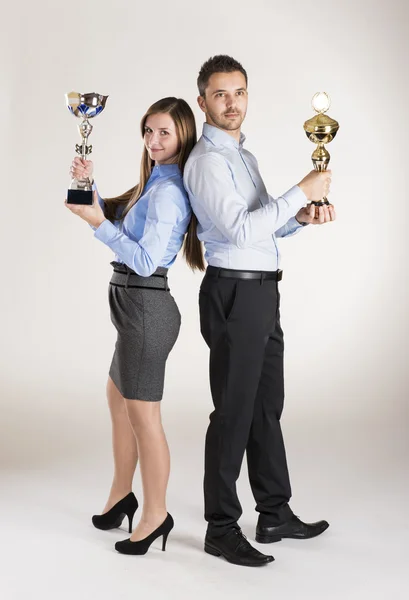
[{"xmin": 103, "ymin": 97, "xmax": 205, "ymax": 271}]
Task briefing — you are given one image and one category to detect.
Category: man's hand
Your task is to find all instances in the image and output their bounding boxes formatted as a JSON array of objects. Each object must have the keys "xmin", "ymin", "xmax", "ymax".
[
  {"xmin": 65, "ymin": 190, "xmax": 106, "ymax": 229},
  {"xmin": 298, "ymin": 170, "xmax": 331, "ymax": 201},
  {"xmin": 295, "ymin": 203, "xmax": 336, "ymax": 225}
]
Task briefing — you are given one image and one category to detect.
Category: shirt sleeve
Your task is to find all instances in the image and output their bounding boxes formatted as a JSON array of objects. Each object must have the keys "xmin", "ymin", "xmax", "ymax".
[
  {"xmin": 93, "ymin": 187, "xmax": 182, "ymax": 277},
  {"xmin": 275, "ymin": 215, "xmax": 308, "ymax": 238},
  {"xmin": 185, "ymin": 154, "xmax": 307, "ymax": 249}
]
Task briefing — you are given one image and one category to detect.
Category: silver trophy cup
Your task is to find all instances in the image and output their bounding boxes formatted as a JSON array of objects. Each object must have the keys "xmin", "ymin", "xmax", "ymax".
[{"xmin": 65, "ymin": 92, "xmax": 108, "ymax": 205}]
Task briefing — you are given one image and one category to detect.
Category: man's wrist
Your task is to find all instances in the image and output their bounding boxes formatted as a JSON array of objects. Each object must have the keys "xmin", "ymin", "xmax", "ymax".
[{"xmin": 295, "ymin": 213, "xmax": 308, "ymax": 226}]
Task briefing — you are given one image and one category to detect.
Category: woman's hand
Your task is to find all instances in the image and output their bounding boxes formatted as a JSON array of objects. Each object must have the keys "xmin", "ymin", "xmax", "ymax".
[
  {"xmin": 295, "ymin": 203, "xmax": 336, "ymax": 225},
  {"xmin": 65, "ymin": 190, "xmax": 106, "ymax": 229},
  {"xmin": 70, "ymin": 157, "xmax": 94, "ymax": 182}
]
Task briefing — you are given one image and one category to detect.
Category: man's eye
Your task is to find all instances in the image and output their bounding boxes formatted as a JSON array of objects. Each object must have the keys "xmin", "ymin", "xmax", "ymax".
[{"xmin": 216, "ymin": 93, "xmax": 224, "ymax": 97}]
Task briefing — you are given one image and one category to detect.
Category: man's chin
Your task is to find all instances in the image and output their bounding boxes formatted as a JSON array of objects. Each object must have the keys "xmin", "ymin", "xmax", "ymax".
[{"xmin": 219, "ymin": 118, "xmax": 242, "ymax": 131}]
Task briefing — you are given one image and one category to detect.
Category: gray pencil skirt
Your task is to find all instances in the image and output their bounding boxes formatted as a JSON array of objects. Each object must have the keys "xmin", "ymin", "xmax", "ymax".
[{"xmin": 108, "ymin": 261, "xmax": 181, "ymax": 401}]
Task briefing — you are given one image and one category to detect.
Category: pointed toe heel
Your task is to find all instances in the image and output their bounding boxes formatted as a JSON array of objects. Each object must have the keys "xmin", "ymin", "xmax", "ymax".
[{"xmin": 115, "ymin": 513, "xmax": 174, "ymax": 556}]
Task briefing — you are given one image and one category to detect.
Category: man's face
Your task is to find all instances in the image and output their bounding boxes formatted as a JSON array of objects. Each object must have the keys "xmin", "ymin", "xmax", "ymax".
[{"xmin": 198, "ymin": 71, "xmax": 248, "ymax": 132}]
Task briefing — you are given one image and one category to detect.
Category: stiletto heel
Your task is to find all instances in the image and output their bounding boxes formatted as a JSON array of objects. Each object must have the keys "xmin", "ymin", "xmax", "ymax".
[
  {"xmin": 128, "ymin": 513, "xmax": 134, "ymax": 534},
  {"xmin": 92, "ymin": 492, "xmax": 139, "ymax": 531},
  {"xmin": 115, "ymin": 513, "xmax": 174, "ymax": 555},
  {"xmin": 162, "ymin": 531, "xmax": 169, "ymax": 551}
]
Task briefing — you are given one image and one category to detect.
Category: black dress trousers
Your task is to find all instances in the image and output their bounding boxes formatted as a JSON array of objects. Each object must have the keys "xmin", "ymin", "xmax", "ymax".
[{"xmin": 199, "ymin": 267, "xmax": 294, "ymax": 536}]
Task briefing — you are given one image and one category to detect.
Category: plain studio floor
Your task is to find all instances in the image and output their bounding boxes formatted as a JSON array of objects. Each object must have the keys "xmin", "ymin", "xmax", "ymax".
[{"xmin": 1, "ymin": 394, "xmax": 408, "ymax": 600}]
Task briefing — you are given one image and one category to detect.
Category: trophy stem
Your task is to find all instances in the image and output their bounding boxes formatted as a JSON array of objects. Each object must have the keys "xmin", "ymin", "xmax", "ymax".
[
  {"xmin": 76, "ymin": 118, "xmax": 93, "ymax": 159},
  {"xmin": 78, "ymin": 139, "xmax": 92, "ymax": 160},
  {"xmin": 311, "ymin": 143, "xmax": 330, "ymax": 171},
  {"xmin": 311, "ymin": 143, "xmax": 330, "ymax": 207}
]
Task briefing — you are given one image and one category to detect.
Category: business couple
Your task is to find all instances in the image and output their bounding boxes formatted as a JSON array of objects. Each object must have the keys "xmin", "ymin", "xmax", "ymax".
[{"xmin": 65, "ymin": 54, "xmax": 335, "ymax": 567}]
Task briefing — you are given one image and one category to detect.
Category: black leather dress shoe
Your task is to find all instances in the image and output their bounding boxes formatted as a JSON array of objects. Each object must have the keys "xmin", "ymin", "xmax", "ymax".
[
  {"xmin": 256, "ymin": 515, "xmax": 329, "ymax": 543},
  {"xmin": 205, "ymin": 528, "xmax": 274, "ymax": 567}
]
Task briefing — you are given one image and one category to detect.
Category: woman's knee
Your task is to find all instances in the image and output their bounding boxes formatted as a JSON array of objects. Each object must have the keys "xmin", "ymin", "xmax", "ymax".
[{"xmin": 125, "ymin": 399, "xmax": 162, "ymax": 435}]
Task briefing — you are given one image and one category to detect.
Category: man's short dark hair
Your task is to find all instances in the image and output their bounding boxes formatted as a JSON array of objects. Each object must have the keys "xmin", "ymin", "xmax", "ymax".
[{"xmin": 197, "ymin": 55, "xmax": 248, "ymax": 97}]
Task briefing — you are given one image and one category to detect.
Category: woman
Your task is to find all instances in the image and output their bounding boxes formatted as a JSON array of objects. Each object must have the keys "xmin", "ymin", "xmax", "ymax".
[{"xmin": 65, "ymin": 97, "xmax": 204, "ymax": 555}]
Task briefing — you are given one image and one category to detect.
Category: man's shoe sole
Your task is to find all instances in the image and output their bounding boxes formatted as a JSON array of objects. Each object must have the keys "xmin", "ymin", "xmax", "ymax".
[
  {"xmin": 256, "ymin": 522, "xmax": 329, "ymax": 544},
  {"xmin": 255, "ymin": 534, "xmax": 282, "ymax": 543},
  {"xmin": 204, "ymin": 543, "xmax": 274, "ymax": 567}
]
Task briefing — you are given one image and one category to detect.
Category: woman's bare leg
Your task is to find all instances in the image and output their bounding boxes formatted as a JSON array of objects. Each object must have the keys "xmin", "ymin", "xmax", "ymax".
[
  {"xmin": 125, "ymin": 399, "xmax": 170, "ymax": 541},
  {"xmin": 102, "ymin": 376, "xmax": 139, "ymax": 513}
]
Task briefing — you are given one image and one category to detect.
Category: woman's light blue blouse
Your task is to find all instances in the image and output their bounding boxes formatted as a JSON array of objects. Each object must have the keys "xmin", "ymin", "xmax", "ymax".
[{"xmin": 92, "ymin": 164, "xmax": 191, "ymax": 276}]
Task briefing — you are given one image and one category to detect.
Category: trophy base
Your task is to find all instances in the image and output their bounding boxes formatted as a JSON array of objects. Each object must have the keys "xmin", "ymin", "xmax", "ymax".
[
  {"xmin": 311, "ymin": 198, "xmax": 330, "ymax": 207},
  {"xmin": 67, "ymin": 189, "xmax": 93, "ymax": 205}
]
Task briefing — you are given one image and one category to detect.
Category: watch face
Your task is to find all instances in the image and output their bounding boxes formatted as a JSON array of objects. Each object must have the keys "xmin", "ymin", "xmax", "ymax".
[{"xmin": 312, "ymin": 92, "xmax": 331, "ymax": 114}]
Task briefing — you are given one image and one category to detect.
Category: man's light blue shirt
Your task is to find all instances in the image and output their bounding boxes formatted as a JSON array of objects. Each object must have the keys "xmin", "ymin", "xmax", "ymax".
[
  {"xmin": 92, "ymin": 163, "xmax": 191, "ymax": 276},
  {"xmin": 183, "ymin": 123, "xmax": 308, "ymax": 270}
]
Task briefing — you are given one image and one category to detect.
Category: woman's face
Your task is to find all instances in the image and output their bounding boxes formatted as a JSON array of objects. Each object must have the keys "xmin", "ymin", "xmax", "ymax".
[{"xmin": 144, "ymin": 113, "xmax": 179, "ymax": 165}]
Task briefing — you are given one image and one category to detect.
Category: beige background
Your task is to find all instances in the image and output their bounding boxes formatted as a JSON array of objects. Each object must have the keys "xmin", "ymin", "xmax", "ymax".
[{"xmin": 1, "ymin": 0, "xmax": 408, "ymax": 598}]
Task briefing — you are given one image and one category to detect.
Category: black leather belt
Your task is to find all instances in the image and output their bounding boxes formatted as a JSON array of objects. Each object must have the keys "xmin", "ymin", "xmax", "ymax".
[
  {"xmin": 110, "ymin": 269, "xmax": 169, "ymax": 291},
  {"xmin": 207, "ymin": 266, "xmax": 282, "ymax": 281}
]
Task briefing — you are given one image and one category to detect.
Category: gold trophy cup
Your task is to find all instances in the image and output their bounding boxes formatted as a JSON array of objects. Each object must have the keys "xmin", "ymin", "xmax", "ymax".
[{"xmin": 304, "ymin": 92, "xmax": 339, "ymax": 208}]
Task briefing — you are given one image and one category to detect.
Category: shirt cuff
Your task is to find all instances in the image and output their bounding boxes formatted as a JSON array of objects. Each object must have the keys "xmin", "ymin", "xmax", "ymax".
[
  {"xmin": 289, "ymin": 215, "xmax": 306, "ymax": 230},
  {"xmin": 281, "ymin": 184, "xmax": 308, "ymax": 210},
  {"xmin": 94, "ymin": 218, "xmax": 117, "ymax": 243}
]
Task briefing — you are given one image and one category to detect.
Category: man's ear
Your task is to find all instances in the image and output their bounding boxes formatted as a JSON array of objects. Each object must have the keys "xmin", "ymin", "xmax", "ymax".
[{"xmin": 197, "ymin": 95, "xmax": 206, "ymax": 113}]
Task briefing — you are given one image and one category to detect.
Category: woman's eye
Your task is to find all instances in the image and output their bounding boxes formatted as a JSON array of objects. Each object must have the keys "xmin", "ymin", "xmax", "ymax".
[{"xmin": 160, "ymin": 131, "xmax": 169, "ymax": 135}]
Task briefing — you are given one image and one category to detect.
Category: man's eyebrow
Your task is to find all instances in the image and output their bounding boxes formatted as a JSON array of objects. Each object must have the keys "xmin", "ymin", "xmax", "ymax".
[{"xmin": 212, "ymin": 88, "xmax": 247, "ymax": 94}]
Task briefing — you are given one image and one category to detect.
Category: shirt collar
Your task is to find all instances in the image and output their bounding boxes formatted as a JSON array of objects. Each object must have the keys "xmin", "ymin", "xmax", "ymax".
[
  {"xmin": 151, "ymin": 163, "xmax": 181, "ymax": 178},
  {"xmin": 202, "ymin": 122, "xmax": 246, "ymax": 150}
]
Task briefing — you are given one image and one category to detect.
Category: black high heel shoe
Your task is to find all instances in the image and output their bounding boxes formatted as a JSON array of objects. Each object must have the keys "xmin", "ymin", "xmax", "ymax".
[
  {"xmin": 115, "ymin": 513, "xmax": 174, "ymax": 555},
  {"xmin": 92, "ymin": 492, "xmax": 138, "ymax": 533}
]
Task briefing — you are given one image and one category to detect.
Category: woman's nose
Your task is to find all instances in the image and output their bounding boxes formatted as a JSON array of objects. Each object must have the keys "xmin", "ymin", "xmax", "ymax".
[{"xmin": 149, "ymin": 132, "xmax": 161, "ymax": 146}]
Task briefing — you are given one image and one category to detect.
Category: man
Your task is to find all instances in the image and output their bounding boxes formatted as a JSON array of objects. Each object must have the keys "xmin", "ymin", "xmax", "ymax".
[{"xmin": 183, "ymin": 55, "xmax": 335, "ymax": 567}]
